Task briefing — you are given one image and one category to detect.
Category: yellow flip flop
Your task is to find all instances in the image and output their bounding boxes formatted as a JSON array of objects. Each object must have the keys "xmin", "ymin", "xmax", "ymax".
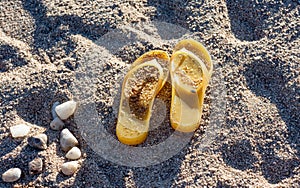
[
  {"xmin": 170, "ymin": 39, "xmax": 213, "ymax": 132},
  {"xmin": 116, "ymin": 50, "xmax": 170, "ymax": 145}
]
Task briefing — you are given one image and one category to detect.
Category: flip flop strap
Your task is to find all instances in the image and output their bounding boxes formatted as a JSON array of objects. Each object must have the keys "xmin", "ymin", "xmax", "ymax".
[
  {"xmin": 124, "ymin": 59, "xmax": 165, "ymax": 94},
  {"xmin": 177, "ymin": 48, "xmax": 212, "ymax": 82},
  {"xmin": 172, "ymin": 49, "xmax": 211, "ymax": 87}
]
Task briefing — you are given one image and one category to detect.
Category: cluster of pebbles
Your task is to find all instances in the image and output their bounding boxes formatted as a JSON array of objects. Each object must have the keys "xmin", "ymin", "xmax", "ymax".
[{"xmin": 2, "ymin": 100, "xmax": 81, "ymax": 183}]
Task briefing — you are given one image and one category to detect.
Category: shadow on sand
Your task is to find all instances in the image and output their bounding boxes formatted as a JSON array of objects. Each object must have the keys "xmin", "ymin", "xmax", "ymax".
[
  {"xmin": 243, "ymin": 57, "xmax": 300, "ymax": 183},
  {"xmin": 226, "ymin": 0, "xmax": 299, "ymax": 41}
]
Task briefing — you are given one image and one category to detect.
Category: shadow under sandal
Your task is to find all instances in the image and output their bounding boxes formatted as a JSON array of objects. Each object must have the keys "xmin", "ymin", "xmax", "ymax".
[
  {"xmin": 170, "ymin": 39, "xmax": 213, "ymax": 132},
  {"xmin": 116, "ymin": 50, "xmax": 170, "ymax": 145}
]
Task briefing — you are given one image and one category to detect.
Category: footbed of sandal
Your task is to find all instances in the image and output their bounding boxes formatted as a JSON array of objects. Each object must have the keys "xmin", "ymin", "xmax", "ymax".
[
  {"xmin": 170, "ymin": 39, "xmax": 213, "ymax": 132},
  {"xmin": 116, "ymin": 50, "xmax": 170, "ymax": 145}
]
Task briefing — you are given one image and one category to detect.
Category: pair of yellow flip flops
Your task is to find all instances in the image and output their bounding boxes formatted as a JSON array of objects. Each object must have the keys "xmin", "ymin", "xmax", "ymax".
[{"xmin": 116, "ymin": 39, "xmax": 213, "ymax": 145}]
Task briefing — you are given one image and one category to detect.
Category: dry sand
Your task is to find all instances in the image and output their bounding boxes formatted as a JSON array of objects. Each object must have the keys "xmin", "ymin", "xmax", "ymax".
[{"xmin": 0, "ymin": 0, "xmax": 300, "ymax": 187}]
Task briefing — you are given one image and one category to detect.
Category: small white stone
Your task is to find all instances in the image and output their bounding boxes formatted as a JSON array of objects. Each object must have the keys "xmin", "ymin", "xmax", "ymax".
[
  {"xmin": 66, "ymin": 147, "xmax": 81, "ymax": 160},
  {"xmin": 61, "ymin": 161, "xmax": 78, "ymax": 176},
  {"xmin": 60, "ymin": 128, "xmax": 79, "ymax": 152},
  {"xmin": 253, "ymin": 56, "xmax": 262, "ymax": 60},
  {"xmin": 29, "ymin": 158, "xmax": 43, "ymax": 174},
  {"xmin": 51, "ymin": 101, "xmax": 60, "ymax": 119},
  {"xmin": 10, "ymin": 124, "xmax": 31, "ymax": 138},
  {"xmin": 2, "ymin": 168, "xmax": 21, "ymax": 182},
  {"xmin": 55, "ymin": 100, "xmax": 77, "ymax": 120},
  {"xmin": 50, "ymin": 117, "xmax": 65, "ymax": 130},
  {"xmin": 28, "ymin": 133, "xmax": 48, "ymax": 150}
]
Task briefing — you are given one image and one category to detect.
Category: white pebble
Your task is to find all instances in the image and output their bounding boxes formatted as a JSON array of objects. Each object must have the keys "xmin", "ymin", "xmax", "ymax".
[
  {"xmin": 28, "ymin": 133, "xmax": 48, "ymax": 150},
  {"xmin": 50, "ymin": 117, "xmax": 65, "ymax": 130},
  {"xmin": 61, "ymin": 161, "xmax": 78, "ymax": 176},
  {"xmin": 60, "ymin": 128, "xmax": 79, "ymax": 152},
  {"xmin": 51, "ymin": 101, "xmax": 60, "ymax": 119},
  {"xmin": 66, "ymin": 147, "xmax": 81, "ymax": 160},
  {"xmin": 2, "ymin": 168, "xmax": 21, "ymax": 182},
  {"xmin": 10, "ymin": 124, "xmax": 31, "ymax": 138},
  {"xmin": 29, "ymin": 158, "xmax": 43, "ymax": 174},
  {"xmin": 253, "ymin": 56, "xmax": 262, "ymax": 60},
  {"xmin": 55, "ymin": 100, "xmax": 77, "ymax": 120}
]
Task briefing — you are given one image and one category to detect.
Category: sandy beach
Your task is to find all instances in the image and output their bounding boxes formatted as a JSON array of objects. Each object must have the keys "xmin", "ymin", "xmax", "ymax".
[{"xmin": 0, "ymin": 0, "xmax": 299, "ymax": 187}]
